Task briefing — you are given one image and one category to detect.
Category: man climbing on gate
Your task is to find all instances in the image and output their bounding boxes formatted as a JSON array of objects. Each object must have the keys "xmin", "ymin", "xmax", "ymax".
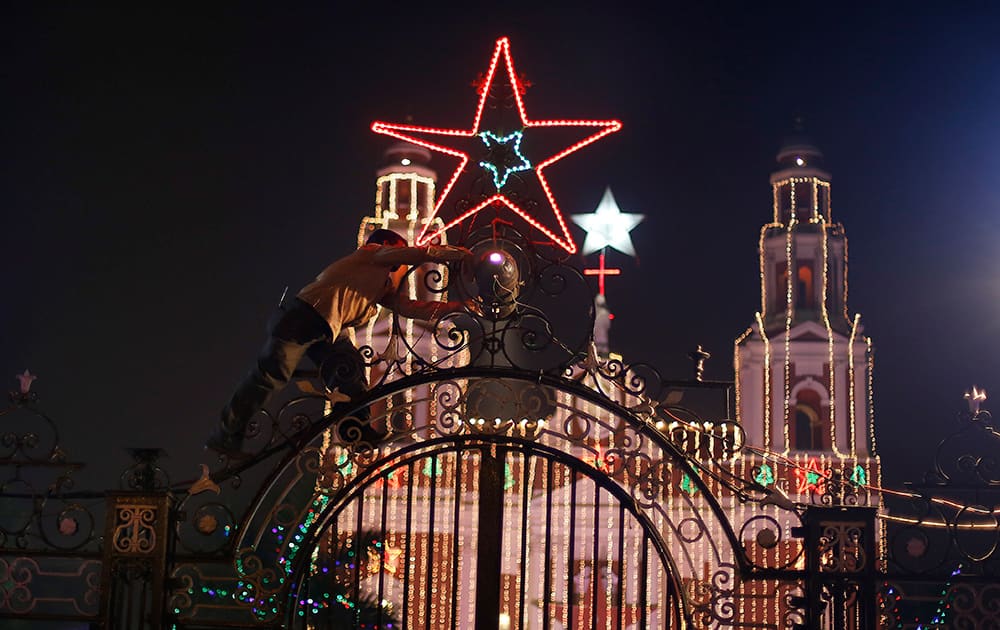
[{"xmin": 207, "ymin": 229, "xmax": 474, "ymax": 459}]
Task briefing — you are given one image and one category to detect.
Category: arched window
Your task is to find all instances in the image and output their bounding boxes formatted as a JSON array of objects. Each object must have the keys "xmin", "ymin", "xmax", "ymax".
[
  {"xmin": 797, "ymin": 263, "xmax": 814, "ymax": 309},
  {"xmin": 791, "ymin": 388, "xmax": 829, "ymax": 451}
]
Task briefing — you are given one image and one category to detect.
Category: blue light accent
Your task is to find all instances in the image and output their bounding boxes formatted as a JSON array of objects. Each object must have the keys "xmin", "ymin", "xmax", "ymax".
[{"xmin": 478, "ymin": 130, "xmax": 531, "ymax": 190}]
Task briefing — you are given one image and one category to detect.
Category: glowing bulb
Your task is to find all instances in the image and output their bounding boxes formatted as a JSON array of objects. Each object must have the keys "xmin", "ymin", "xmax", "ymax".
[
  {"xmin": 488, "ymin": 251, "xmax": 503, "ymax": 264},
  {"xmin": 400, "ymin": 158, "xmax": 411, "ymax": 166},
  {"xmin": 795, "ymin": 156, "xmax": 805, "ymax": 166}
]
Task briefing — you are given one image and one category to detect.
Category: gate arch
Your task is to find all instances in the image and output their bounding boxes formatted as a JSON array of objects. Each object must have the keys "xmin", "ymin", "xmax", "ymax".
[
  {"xmin": 217, "ymin": 369, "xmax": 749, "ymax": 629},
  {"xmin": 286, "ymin": 436, "xmax": 686, "ymax": 628},
  {"xmin": 169, "ymin": 226, "xmax": 767, "ymax": 628}
]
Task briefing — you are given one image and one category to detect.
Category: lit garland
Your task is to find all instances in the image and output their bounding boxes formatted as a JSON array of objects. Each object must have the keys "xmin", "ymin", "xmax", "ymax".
[
  {"xmin": 371, "ymin": 37, "xmax": 621, "ymax": 253},
  {"xmin": 819, "ymin": 213, "xmax": 842, "ymax": 457},
  {"xmin": 866, "ymin": 336, "xmax": 877, "ymax": 453},
  {"xmin": 375, "ymin": 172, "xmax": 436, "ymax": 222},
  {"xmin": 755, "ymin": 312, "xmax": 772, "ymax": 449},
  {"xmin": 848, "ymin": 313, "xmax": 861, "ymax": 457},
  {"xmin": 782, "ymin": 216, "xmax": 796, "ymax": 454},
  {"xmin": 477, "ymin": 130, "xmax": 532, "ymax": 189},
  {"xmin": 733, "ymin": 326, "xmax": 753, "ymax": 428}
]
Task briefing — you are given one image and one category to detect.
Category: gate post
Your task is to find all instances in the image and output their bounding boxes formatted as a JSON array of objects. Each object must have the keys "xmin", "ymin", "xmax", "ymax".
[
  {"xmin": 98, "ymin": 449, "xmax": 174, "ymax": 629},
  {"xmin": 798, "ymin": 506, "xmax": 878, "ymax": 630},
  {"xmin": 474, "ymin": 445, "xmax": 506, "ymax": 630}
]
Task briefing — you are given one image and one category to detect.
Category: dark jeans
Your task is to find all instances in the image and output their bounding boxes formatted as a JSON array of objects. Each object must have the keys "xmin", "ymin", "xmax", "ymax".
[{"xmin": 221, "ymin": 298, "xmax": 367, "ymax": 435}]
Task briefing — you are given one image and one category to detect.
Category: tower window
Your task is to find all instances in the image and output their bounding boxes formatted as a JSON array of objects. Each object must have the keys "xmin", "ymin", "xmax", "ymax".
[
  {"xmin": 778, "ymin": 184, "xmax": 792, "ymax": 222},
  {"xmin": 797, "ymin": 263, "xmax": 814, "ymax": 309},
  {"xmin": 794, "ymin": 182, "xmax": 813, "ymax": 220},
  {"xmin": 397, "ymin": 178, "xmax": 411, "ymax": 211},
  {"xmin": 378, "ymin": 181, "xmax": 390, "ymax": 210},
  {"xmin": 415, "ymin": 181, "xmax": 428, "ymax": 216},
  {"xmin": 791, "ymin": 388, "xmax": 830, "ymax": 450},
  {"xmin": 818, "ymin": 185, "xmax": 830, "ymax": 219},
  {"xmin": 774, "ymin": 262, "xmax": 789, "ymax": 313}
]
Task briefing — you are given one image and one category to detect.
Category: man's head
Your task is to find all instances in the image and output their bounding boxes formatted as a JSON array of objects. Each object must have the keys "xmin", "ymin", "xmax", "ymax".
[
  {"xmin": 366, "ymin": 229, "xmax": 409, "ymax": 290},
  {"xmin": 366, "ymin": 228, "xmax": 407, "ymax": 248}
]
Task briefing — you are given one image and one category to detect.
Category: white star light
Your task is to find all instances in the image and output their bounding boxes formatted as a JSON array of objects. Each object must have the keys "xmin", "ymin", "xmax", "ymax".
[{"xmin": 571, "ymin": 187, "xmax": 644, "ymax": 257}]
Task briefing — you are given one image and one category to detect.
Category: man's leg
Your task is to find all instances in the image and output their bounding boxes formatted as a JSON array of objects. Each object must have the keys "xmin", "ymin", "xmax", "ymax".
[
  {"xmin": 212, "ymin": 301, "xmax": 331, "ymax": 455},
  {"xmin": 307, "ymin": 337, "xmax": 387, "ymax": 445}
]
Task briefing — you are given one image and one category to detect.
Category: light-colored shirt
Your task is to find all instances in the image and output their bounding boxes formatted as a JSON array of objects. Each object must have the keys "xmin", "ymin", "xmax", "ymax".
[{"xmin": 296, "ymin": 244, "xmax": 462, "ymax": 338}]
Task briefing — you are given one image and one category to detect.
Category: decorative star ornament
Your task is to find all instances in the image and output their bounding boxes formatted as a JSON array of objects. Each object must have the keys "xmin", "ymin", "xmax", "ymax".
[
  {"xmin": 572, "ymin": 187, "xmax": 644, "ymax": 257},
  {"xmin": 478, "ymin": 130, "xmax": 531, "ymax": 189},
  {"xmin": 372, "ymin": 37, "xmax": 621, "ymax": 254},
  {"xmin": 794, "ymin": 458, "xmax": 828, "ymax": 495}
]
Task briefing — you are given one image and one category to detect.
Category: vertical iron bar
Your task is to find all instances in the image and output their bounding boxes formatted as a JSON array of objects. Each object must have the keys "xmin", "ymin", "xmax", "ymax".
[
  {"xmin": 425, "ymin": 454, "xmax": 438, "ymax": 630},
  {"xmin": 354, "ymin": 486, "xmax": 365, "ymax": 629},
  {"xmin": 567, "ymin": 469, "xmax": 577, "ymax": 629},
  {"xmin": 665, "ymin": 550, "xmax": 676, "ymax": 629},
  {"xmin": 474, "ymin": 445, "xmax": 506, "ymax": 630},
  {"xmin": 451, "ymin": 448, "xmax": 463, "ymax": 630},
  {"xmin": 402, "ymin": 461, "xmax": 415, "ymax": 626},
  {"xmin": 639, "ymin": 536, "xmax": 648, "ymax": 629},
  {"xmin": 518, "ymin": 451, "xmax": 531, "ymax": 630},
  {"xmin": 541, "ymin": 459, "xmax": 553, "ymax": 630},
  {"xmin": 122, "ymin": 567, "xmax": 131, "ymax": 629},
  {"xmin": 591, "ymin": 483, "xmax": 600, "ymax": 630},
  {"xmin": 377, "ymin": 468, "xmax": 389, "ymax": 629},
  {"xmin": 141, "ymin": 570, "xmax": 149, "ymax": 629},
  {"xmin": 616, "ymin": 503, "xmax": 625, "ymax": 630}
]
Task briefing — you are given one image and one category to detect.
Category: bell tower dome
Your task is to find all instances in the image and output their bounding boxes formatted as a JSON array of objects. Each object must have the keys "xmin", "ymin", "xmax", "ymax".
[{"xmin": 760, "ymin": 127, "xmax": 847, "ymax": 333}]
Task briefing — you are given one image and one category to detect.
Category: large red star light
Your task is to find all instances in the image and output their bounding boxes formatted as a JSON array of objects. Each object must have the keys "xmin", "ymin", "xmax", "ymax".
[{"xmin": 371, "ymin": 37, "xmax": 621, "ymax": 254}]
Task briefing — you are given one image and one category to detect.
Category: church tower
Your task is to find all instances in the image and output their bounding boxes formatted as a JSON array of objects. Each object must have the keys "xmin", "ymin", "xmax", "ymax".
[
  {"xmin": 359, "ymin": 141, "xmax": 440, "ymax": 251},
  {"xmin": 734, "ymin": 130, "xmax": 879, "ymax": 500},
  {"xmin": 350, "ymin": 141, "xmax": 458, "ymax": 401}
]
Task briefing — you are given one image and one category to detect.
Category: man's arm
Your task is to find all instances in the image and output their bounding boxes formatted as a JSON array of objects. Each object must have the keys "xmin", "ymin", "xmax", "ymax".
[
  {"xmin": 372, "ymin": 244, "xmax": 471, "ymax": 266},
  {"xmin": 387, "ymin": 298, "xmax": 468, "ymax": 321}
]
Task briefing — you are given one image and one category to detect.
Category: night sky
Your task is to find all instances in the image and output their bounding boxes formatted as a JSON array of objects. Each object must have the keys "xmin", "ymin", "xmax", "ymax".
[{"xmin": 3, "ymin": 4, "xmax": 1000, "ymax": 492}]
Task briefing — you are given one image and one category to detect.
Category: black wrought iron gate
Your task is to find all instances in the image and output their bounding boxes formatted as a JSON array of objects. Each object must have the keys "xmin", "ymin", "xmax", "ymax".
[
  {"xmin": 281, "ymin": 437, "xmax": 685, "ymax": 629},
  {"xmin": 4, "ymin": 223, "xmax": 998, "ymax": 629}
]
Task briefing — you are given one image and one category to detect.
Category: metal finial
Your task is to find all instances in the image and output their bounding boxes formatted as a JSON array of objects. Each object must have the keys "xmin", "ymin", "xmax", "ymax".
[
  {"xmin": 688, "ymin": 345, "xmax": 711, "ymax": 382},
  {"xmin": 964, "ymin": 386, "xmax": 987, "ymax": 415}
]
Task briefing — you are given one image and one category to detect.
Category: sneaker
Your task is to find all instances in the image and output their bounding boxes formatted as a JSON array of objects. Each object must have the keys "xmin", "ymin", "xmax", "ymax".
[{"xmin": 205, "ymin": 427, "xmax": 254, "ymax": 461}]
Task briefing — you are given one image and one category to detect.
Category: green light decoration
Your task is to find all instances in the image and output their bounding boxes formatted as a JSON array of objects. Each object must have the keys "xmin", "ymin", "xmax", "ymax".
[
  {"xmin": 421, "ymin": 458, "xmax": 440, "ymax": 479},
  {"xmin": 478, "ymin": 130, "xmax": 531, "ymax": 189},
  {"xmin": 849, "ymin": 464, "xmax": 867, "ymax": 487},
  {"xmin": 754, "ymin": 463, "xmax": 775, "ymax": 487},
  {"xmin": 336, "ymin": 451, "xmax": 353, "ymax": 476},
  {"xmin": 504, "ymin": 462, "xmax": 515, "ymax": 490},
  {"xmin": 679, "ymin": 472, "xmax": 699, "ymax": 496},
  {"xmin": 300, "ymin": 530, "xmax": 402, "ymax": 627}
]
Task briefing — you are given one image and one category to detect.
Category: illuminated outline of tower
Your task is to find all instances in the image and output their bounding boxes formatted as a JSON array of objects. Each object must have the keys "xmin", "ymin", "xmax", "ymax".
[{"xmin": 734, "ymin": 130, "xmax": 880, "ymax": 493}]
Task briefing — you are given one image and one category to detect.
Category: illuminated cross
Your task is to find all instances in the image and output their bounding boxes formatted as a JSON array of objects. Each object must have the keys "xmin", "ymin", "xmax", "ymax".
[
  {"xmin": 573, "ymin": 187, "xmax": 642, "ymax": 297},
  {"xmin": 583, "ymin": 250, "xmax": 621, "ymax": 296}
]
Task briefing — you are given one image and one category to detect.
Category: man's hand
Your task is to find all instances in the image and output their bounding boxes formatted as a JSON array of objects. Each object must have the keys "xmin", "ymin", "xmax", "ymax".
[{"xmin": 462, "ymin": 298, "xmax": 484, "ymax": 317}]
